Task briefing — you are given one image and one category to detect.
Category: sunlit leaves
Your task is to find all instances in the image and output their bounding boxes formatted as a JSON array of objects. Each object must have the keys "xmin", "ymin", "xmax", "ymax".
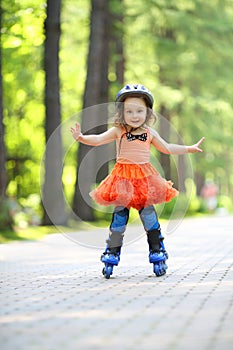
[{"xmin": 2, "ymin": 0, "xmax": 233, "ymax": 208}]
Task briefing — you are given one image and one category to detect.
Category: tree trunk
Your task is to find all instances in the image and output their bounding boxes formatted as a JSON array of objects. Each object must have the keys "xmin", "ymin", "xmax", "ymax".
[
  {"xmin": 42, "ymin": 0, "xmax": 67, "ymax": 225},
  {"xmin": 159, "ymin": 105, "xmax": 171, "ymax": 180},
  {"xmin": 0, "ymin": 8, "xmax": 7, "ymax": 198},
  {"xmin": 177, "ymin": 154, "xmax": 186, "ymax": 192},
  {"xmin": 111, "ymin": 0, "xmax": 124, "ymax": 85},
  {"xmin": 72, "ymin": 0, "xmax": 110, "ymax": 221},
  {"xmin": 0, "ymin": 3, "xmax": 14, "ymax": 230}
]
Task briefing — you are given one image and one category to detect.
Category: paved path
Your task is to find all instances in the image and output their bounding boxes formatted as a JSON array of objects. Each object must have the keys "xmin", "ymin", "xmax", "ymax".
[{"xmin": 1, "ymin": 215, "xmax": 233, "ymax": 350}]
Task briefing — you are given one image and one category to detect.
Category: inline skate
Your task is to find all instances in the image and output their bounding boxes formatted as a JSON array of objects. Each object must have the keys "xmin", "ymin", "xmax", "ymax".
[
  {"xmin": 147, "ymin": 229, "xmax": 168, "ymax": 277},
  {"xmin": 101, "ymin": 246, "xmax": 121, "ymax": 279},
  {"xmin": 101, "ymin": 232, "xmax": 123, "ymax": 279}
]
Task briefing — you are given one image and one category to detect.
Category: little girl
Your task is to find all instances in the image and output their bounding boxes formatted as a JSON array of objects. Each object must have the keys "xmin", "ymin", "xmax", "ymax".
[{"xmin": 70, "ymin": 84, "xmax": 204, "ymax": 278}]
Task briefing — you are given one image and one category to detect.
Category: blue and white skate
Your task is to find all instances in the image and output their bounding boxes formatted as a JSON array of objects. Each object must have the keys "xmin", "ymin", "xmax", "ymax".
[
  {"xmin": 101, "ymin": 252, "xmax": 120, "ymax": 279},
  {"xmin": 149, "ymin": 250, "xmax": 168, "ymax": 277}
]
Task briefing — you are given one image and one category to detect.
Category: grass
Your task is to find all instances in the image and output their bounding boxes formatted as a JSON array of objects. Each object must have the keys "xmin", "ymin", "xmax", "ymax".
[
  {"xmin": 0, "ymin": 226, "xmax": 65, "ymax": 244},
  {"xmin": 0, "ymin": 217, "xmax": 115, "ymax": 244}
]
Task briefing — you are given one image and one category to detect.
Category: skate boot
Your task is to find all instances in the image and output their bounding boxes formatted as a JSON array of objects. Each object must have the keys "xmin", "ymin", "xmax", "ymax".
[
  {"xmin": 147, "ymin": 229, "xmax": 168, "ymax": 277},
  {"xmin": 101, "ymin": 231, "xmax": 123, "ymax": 279}
]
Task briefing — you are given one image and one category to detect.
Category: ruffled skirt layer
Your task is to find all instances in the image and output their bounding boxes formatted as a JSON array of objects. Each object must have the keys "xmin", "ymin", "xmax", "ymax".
[{"xmin": 90, "ymin": 162, "xmax": 178, "ymax": 210}]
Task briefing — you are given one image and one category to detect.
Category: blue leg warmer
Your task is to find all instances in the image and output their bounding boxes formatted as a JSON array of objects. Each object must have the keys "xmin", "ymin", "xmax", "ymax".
[
  {"xmin": 107, "ymin": 206, "xmax": 129, "ymax": 251},
  {"xmin": 139, "ymin": 206, "xmax": 160, "ymax": 231},
  {"xmin": 139, "ymin": 206, "xmax": 166, "ymax": 252},
  {"xmin": 110, "ymin": 206, "xmax": 129, "ymax": 234}
]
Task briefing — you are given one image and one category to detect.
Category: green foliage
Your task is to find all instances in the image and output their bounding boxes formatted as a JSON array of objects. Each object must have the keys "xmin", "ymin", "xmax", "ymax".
[
  {"xmin": 60, "ymin": 0, "xmax": 90, "ymax": 116},
  {"xmin": 2, "ymin": 0, "xmax": 46, "ymax": 199},
  {"xmin": 124, "ymin": 0, "xmax": 233, "ymax": 204},
  {"xmin": 218, "ymin": 195, "xmax": 233, "ymax": 213}
]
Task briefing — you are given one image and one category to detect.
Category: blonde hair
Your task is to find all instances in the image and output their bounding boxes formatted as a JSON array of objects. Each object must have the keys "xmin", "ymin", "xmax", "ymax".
[{"xmin": 114, "ymin": 96, "xmax": 157, "ymax": 128}]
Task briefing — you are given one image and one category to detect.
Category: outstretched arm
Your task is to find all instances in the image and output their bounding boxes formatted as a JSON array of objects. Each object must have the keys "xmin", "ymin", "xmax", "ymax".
[
  {"xmin": 70, "ymin": 122, "xmax": 119, "ymax": 146},
  {"xmin": 150, "ymin": 128, "xmax": 205, "ymax": 155}
]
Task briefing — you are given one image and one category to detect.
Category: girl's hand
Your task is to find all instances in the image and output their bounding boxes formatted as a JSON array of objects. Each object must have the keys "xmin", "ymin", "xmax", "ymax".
[
  {"xmin": 188, "ymin": 137, "xmax": 205, "ymax": 153},
  {"xmin": 70, "ymin": 122, "xmax": 82, "ymax": 141}
]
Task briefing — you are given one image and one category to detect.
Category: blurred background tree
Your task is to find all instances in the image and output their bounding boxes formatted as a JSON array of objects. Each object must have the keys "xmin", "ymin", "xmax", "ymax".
[
  {"xmin": 42, "ymin": 0, "xmax": 67, "ymax": 225},
  {"xmin": 72, "ymin": 0, "xmax": 110, "ymax": 221},
  {"xmin": 1, "ymin": 0, "xmax": 233, "ymax": 232},
  {"xmin": 0, "ymin": 0, "xmax": 14, "ymax": 231}
]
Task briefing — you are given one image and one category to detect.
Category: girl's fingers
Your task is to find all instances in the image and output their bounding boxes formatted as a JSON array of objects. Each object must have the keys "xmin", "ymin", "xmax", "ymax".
[
  {"xmin": 70, "ymin": 123, "xmax": 80, "ymax": 134},
  {"xmin": 198, "ymin": 137, "xmax": 205, "ymax": 146},
  {"xmin": 195, "ymin": 137, "xmax": 205, "ymax": 151},
  {"xmin": 198, "ymin": 138, "xmax": 205, "ymax": 151}
]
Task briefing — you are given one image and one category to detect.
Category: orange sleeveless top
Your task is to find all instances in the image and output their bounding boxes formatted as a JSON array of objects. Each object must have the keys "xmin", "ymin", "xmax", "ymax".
[{"xmin": 116, "ymin": 128, "xmax": 151, "ymax": 164}]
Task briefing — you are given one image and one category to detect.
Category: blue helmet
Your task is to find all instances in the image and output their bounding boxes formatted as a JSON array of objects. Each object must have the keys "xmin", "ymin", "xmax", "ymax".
[{"xmin": 115, "ymin": 84, "xmax": 154, "ymax": 108}]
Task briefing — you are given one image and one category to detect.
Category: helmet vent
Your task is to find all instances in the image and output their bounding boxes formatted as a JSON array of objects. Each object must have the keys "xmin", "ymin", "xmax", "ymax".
[{"xmin": 115, "ymin": 84, "xmax": 154, "ymax": 108}]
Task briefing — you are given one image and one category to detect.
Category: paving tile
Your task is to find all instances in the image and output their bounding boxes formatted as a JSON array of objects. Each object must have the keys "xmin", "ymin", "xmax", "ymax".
[{"xmin": 0, "ymin": 215, "xmax": 233, "ymax": 350}]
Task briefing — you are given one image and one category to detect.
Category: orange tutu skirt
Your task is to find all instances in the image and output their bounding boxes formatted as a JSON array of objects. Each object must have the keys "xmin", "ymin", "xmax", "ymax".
[{"xmin": 90, "ymin": 162, "xmax": 178, "ymax": 210}]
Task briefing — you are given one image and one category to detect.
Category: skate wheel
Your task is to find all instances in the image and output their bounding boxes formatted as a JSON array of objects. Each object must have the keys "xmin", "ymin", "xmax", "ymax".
[
  {"xmin": 153, "ymin": 262, "xmax": 167, "ymax": 277},
  {"xmin": 103, "ymin": 265, "xmax": 113, "ymax": 279}
]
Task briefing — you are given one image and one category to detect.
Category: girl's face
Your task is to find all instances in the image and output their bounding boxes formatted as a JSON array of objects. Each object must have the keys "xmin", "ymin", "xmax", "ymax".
[{"xmin": 123, "ymin": 97, "xmax": 147, "ymax": 129}]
